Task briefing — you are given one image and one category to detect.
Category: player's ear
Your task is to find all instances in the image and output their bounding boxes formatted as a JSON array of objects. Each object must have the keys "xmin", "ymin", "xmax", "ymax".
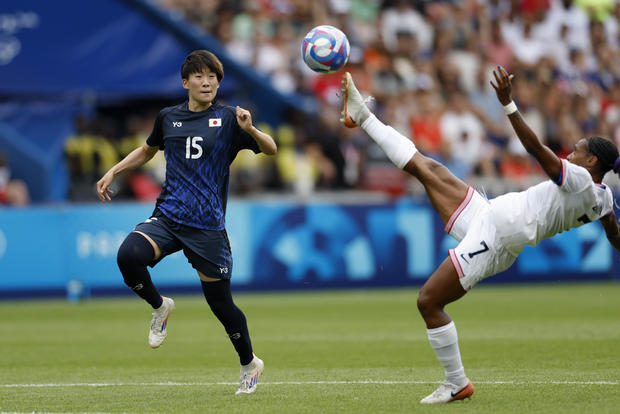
[
  {"xmin": 586, "ymin": 152, "xmax": 599, "ymax": 170},
  {"xmin": 182, "ymin": 78, "xmax": 189, "ymax": 90}
]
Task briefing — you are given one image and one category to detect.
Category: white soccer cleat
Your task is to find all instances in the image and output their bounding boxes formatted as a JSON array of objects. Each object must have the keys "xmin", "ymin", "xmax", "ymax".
[
  {"xmin": 148, "ymin": 296, "xmax": 175, "ymax": 348},
  {"xmin": 235, "ymin": 355, "xmax": 264, "ymax": 395},
  {"xmin": 340, "ymin": 71, "xmax": 371, "ymax": 128},
  {"xmin": 420, "ymin": 380, "xmax": 474, "ymax": 404}
]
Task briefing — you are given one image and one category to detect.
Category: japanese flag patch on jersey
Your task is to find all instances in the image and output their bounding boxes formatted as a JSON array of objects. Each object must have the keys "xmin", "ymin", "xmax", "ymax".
[{"xmin": 209, "ymin": 118, "xmax": 222, "ymax": 127}]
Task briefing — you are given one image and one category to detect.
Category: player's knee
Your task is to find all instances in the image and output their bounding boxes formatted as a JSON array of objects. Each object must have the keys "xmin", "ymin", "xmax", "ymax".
[
  {"xmin": 416, "ymin": 292, "xmax": 428, "ymax": 316},
  {"xmin": 117, "ymin": 243, "xmax": 132, "ymax": 269},
  {"xmin": 204, "ymin": 289, "xmax": 245, "ymax": 332},
  {"xmin": 415, "ymin": 154, "xmax": 435, "ymax": 169},
  {"xmin": 410, "ymin": 155, "xmax": 445, "ymax": 181},
  {"xmin": 206, "ymin": 293, "xmax": 240, "ymax": 320},
  {"xmin": 417, "ymin": 288, "xmax": 437, "ymax": 318},
  {"xmin": 202, "ymin": 279, "xmax": 233, "ymax": 311},
  {"xmin": 117, "ymin": 242, "xmax": 136, "ymax": 271},
  {"xmin": 117, "ymin": 233, "xmax": 155, "ymax": 271}
]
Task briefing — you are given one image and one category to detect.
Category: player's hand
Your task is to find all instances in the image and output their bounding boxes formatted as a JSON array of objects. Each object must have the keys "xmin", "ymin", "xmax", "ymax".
[
  {"xmin": 236, "ymin": 105, "xmax": 253, "ymax": 131},
  {"xmin": 490, "ymin": 66, "xmax": 514, "ymax": 106},
  {"xmin": 96, "ymin": 172, "xmax": 114, "ymax": 202}
]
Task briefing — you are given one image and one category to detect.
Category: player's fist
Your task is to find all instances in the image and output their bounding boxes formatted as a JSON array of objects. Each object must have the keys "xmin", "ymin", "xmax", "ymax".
[{"xmin": 236, "ymin": 106, "xmax": 252, "ymax": 131}]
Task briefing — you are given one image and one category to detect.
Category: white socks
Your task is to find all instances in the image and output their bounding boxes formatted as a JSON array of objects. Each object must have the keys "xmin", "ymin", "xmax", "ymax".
[
  {"xmin": 426, "ymin": 321, "xmax": 468, "ymax": 387},
  {"xmin": 361, "ymin": 114, "xmax": 418, "ymax": 169}
]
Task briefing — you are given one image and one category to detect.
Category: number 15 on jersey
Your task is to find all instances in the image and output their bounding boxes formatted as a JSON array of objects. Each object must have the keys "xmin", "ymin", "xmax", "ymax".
[{"xmin": 186, "ymin": 136, "xmax": 203, "ymax": 159}]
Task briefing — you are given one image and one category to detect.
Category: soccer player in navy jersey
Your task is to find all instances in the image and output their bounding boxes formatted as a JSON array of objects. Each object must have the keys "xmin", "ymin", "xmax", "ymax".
[{"xmin": 96, "ymin": 50, "xmax": 276, "ymax": 395}]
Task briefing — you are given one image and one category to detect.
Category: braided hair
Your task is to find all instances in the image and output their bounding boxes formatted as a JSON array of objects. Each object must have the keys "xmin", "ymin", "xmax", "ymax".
[{"xmin": 586, "ymin": 137, "xmax": 620, "ymax": 177}]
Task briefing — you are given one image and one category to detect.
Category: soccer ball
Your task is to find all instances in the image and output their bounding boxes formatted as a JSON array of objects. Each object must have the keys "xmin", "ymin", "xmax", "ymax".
[{"xmin": 301, "ymin": 25, "xmax": 350, "ymax": 74}]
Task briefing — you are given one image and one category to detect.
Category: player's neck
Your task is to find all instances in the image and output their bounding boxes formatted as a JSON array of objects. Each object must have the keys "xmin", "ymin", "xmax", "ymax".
[
  {"xmin": 586, "ymin": 166, "xmax": 603, "ymax": 184},
  {"xmin": 590, "ymin": 173, "xmax": 603, "ymax": 184},
  {"xmin": 188, "ymin": 99, "xmax": 212, "ymax": 112}
]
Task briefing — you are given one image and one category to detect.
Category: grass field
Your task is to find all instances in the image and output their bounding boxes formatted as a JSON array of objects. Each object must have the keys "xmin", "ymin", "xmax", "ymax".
[{"xmin": 1, "ymin": 282, "xmax": 619, "ymax": 413}]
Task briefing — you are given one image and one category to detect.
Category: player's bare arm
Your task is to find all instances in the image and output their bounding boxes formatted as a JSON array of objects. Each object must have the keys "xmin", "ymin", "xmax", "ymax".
[
  {"xmin": 600, "ymin": 211, "xmax": 620, "ymax": 252},
  {"xmin": 96, "ymin": 143, "xmax": 158, "ymax": 202},
  {"xmin": 235, "ymin": 105, "xmax": 277, "ymax": 155},
  {"xmin": 490, "ymin": 66, "xmax": 562, "ymax": 182}
]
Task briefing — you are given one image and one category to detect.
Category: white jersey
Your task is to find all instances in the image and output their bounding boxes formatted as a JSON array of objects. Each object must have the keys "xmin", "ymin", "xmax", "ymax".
[{"xmin": 490, "ymin": 159, "xmax": 614, "ymax": 255}]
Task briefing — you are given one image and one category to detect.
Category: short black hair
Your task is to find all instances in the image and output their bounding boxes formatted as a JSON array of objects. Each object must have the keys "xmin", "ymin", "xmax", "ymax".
[
  {"xmin": 181, "ymin": 50, "xmax": 224, "ymax": 82},
  {"xmin": 586, "ymin": 136, "xmax": 620, "ymax": 176}
]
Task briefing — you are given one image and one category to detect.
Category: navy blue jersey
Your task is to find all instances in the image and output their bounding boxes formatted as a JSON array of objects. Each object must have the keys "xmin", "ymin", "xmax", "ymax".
[{"xmin": 146, "ymin": 101, "xmax": 260, "ymax": 230}]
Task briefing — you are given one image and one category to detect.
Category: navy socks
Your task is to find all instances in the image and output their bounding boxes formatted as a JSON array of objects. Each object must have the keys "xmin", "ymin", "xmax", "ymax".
[{"xmin": 201, "ymin": 279, "xmax": 253, "ymax": 365}]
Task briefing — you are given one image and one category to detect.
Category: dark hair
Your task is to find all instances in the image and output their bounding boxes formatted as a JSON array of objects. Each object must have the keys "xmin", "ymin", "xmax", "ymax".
[
  {"xmin": 181, "ymin": 50, "xmax": 224, "ymax": 82},
  {"xmin": 586, "ymin": 136, "xmax": 620, "ymax": 176}
]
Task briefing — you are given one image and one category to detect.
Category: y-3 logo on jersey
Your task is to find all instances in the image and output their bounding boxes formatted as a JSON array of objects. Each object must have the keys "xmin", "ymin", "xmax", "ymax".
[{"xmin": 172, "ymin": 121, "xmax": 182, "ymax": 127}]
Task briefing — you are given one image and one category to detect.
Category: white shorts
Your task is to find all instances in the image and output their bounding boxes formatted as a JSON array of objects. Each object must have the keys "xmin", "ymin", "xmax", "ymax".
[{"xmin": 445, "ymin": 187, "xmax": 517, "ymax": 291}]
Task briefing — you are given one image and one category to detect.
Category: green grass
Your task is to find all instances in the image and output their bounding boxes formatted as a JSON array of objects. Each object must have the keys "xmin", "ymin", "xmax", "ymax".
[{"xmin": 1, "ymin": 282, "xmax": 619, "ymax": 413}]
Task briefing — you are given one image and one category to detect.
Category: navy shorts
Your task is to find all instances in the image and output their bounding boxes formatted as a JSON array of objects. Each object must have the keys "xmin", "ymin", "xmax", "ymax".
[{"xmin": 133, "ymin": 209, "xmax": 232, "ymax": 279}]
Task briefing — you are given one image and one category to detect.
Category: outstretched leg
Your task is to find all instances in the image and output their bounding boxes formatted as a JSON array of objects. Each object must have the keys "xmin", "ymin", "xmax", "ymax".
[{"xmin": 341, "ymin": 72, "xmax": 469, "ymax": 224}]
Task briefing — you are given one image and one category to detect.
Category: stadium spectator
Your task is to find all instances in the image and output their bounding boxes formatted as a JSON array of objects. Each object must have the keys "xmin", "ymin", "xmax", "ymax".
[
  {"xmin": 577, "ymin": 0, "xmax": 615, "ymax": 22},
  {"xmin": 510, "ymin": 18, "xmax": 549, "ymax": 70},
  {"xmin": 118, "ymin": 114, "xmax": 166, "ymax": 202},
  {"xmin": 545, "ymin": 0, "xmax": 591, "ymax": 51},
  {"xmin": 409, "ymin": 78, "xmax": 443, "ymax": 156},
  {"xmin": 380, "ymin": 0, "xmax": 433, "ymax": 56},
  {"xmin": 0, "ymin": 153, "xmax": 30, "ymax": 206},
  {"xmin": 480, "ymin": 18, "xmax": 515, "ymax": 71},
  {"xmin": 65, "ymin": 115, "xmax": 119, "ymax": 201},
  {"xmin": 439, "ymin": 90, "xmax": 486, "ymax": 175}
]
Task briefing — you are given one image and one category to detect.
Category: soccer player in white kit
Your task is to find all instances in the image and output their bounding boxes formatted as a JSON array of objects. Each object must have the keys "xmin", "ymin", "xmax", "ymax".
[{"xmin": 340, "ymin": 66, "xmax": 620, "ymax": 404}]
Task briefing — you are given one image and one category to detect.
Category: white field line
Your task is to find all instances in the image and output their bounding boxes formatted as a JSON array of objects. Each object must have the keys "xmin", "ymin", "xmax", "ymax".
[{"xmin": 0, "ymin": 379, "xmax": 617, "ymax": 388}]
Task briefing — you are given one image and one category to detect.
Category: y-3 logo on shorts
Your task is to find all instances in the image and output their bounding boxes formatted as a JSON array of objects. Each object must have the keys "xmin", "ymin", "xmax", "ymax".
[
  {"xmin": 219, "ymin": 267, "xmax": 228, "ymax": 274},
  {"xmin": 172, "ymin": 121, "xmax": 182, "ymax": 127}
]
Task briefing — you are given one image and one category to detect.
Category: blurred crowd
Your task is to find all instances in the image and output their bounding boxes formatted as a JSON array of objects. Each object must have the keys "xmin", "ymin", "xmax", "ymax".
[
  {"xmin": 65, "ymin": 111, "xmax": 167, "ymax": 202},
  {"xmin": 64, "ymin": 0, "xmax": 620, "ymax": 201},
  {"xmin": 0, "ymin": 153, "xmax": 29, "ymax": 206}
]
